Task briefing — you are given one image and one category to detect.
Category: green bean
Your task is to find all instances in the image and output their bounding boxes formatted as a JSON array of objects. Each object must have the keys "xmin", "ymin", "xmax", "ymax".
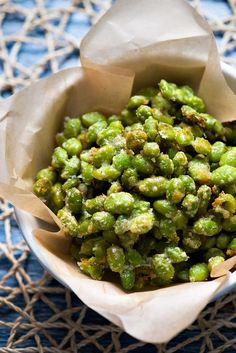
[
  {"xmin": 36, "ymin": 167, "xmax": 57, "ymax": 184},
  {"xmin": 129, "ymin": 212, "xmax": 155, "ymax": 235},
  {"xmin": 70, "ymin": 243, "xmax": 81, "ymax": 260},
  {"xmin": 132, "ymin": 200, "xmax": 150, "ymax": 215},
  {"xmin": 62, "ymin": 138, "xmax": 82, "ymax": 156},
  {"xmin": 173, "ymin": 151, "xmax": 188, "ymax": 176},
  {"xmin": 152, "ymin": 254, "xmax": 175, "ymax": 282},
  {"xmin": 65, "ymin": 187, "xmax": 82, "ymax": 214},
  {"xmin": 62, "ymin": 177, "xmax": 79, "ymax": 191},
  {"xmin": 136, "ymin": 105, "xmax": 153, "ymax": 122},
  {"xmin": 182, "ymin": 194, "xmax": 199, "ymax": 217},
  {"xmin": 81, "ymin": 112, "xmax": 106, "ymax": 127},
  {"xmin": 189, "ymin": 263, "xmax": 209, "ymax": 282},
  {"xmin": 209, "ymin": 141, "xmax": 227, "ymax": 162},
  {"xmin": 192, "ymin": 137, "xmax": 211, "ymax": 155},
  {"xmin": 49, "ymin": 182, "xmax": 65, "ymax": 213},
  {"xmin": 179, "ymin": 175, "xmax": 196, "ymax": 195},
  {"xmin": 33, "ymin": 178, "xmax": 52, "ymax": 197},
  {"xmin": 126, "ymin": 129, "xmax": 147, "ymax": 152},
  {"xmin": 77, "ymin": 217, "xmax": 97, "ymax": 237},
  {"xmin": 126, "ymin": 249, "xmax": 144, "ymax": 267},
  {"xmin": 112, "ymin": 152, "xmax": 132, "ymax": 171},
  {"xmin": 127, "ymin": 95, "xmax": 149, "ymax": 109},
  {"xmin": 166, "ymin": 178, "xmax": 185, "ymax": 204},
  {"xmin": 153, "ymin": 199, "xmax": 177, "ymax": 218},
  {"xmin": 121, "ymin": 168, "xmax": 139, "ymax": 189},
  {"xmin": 158, "ymin": 123, "xmax": 175, "ymax": 141},
  {"xmin": 175, "ymin": 126, "xmax": 194, "ymax": 147},
  {"xmin": 193, "ymin": 217, "xmax": 221, "ymax": 236},
  {"xmin": 52, "ymin": 147, "xmax": 68, "ymax": 168},
  {"xmin": 143, "ymin": 117, "xmax": 158, "ymax": 141},
  {"xmin": 219, "ymin": 148, "xmax": 236, "ymax": 168},
  {"xmin": 173, "ymin": 210, "xmax": 188, "ymax": 230},
  {"xmin": 197, "ymin": 185, "xmax": 212, "ymax": 216},
  {"xmin": 92, "ymin": 211, "xmax": 115, "ymax": 231},
  {"xmin": 164, "ymin": 246, "xmax": 188, "ymax": 263},
  {"xmin": 93, "ymin": 165, "xmax": 121, "ymax": 181},
  {"xmin": 92, "ymin": 145, "xmax": 114, "ymax": 167},
  {"xmin": 80, "ymin": 238, "xmax": 97, "ymax": 256},
  {"xmin": 212, "ymin": 192, "xmax": 236, "ymax": 219},
  {"xmin": 92, "ymin": 238, "xmax": 109, "ymax": 261},
  {"xmin": 107, "ymin": 245, "xmax": 125, "ymax": 272},
  {"xmin": 104, "ymin": 192, "xmax": 134, "ymax": 214},
  {"xmin": 152, "ymin": 108, "xmax": 174, "ymax": 125},
  {"xmin": 61, "ymin": 156, "xmax": 80, "ymax": 179},
  {"xmin": 97, "ymin": 126, "xmax": 122, "ymax": 146},
  {"xmin": 84, "ymin": 195, "xmax": 106, "ymax": 214},
  {"xmin": 182, "ymin": 231, "xmax": 202, "ymax": 250},
  {"xmin": 120, "ymin": 267, "xmax": 136, "ymax": 290},
  {"xmin": 107, "ymin": 181, "xmax": 122, "ymax": 195},
  {"xmin": 188, "ymin": 156, "xmax": 211, "ymax": 185},
  {"xmin": 87, "ymin": 120, "xmax": 107, "ymax": 145},
  {"xmin": 131, "ymin": 154, "xmax": 155, "ymax": 175},
  {"xmin": 212, "ymin": 165, "xmax": 236, "ymax": 186},
  {"xmin": 78, "ymin": 257, "xmax": 104, "ymax": 280},
  {"xmin": 151, "ymin": 93, "xmax": 174, "ymax": 113},
  {"xmin": 107, "ymin": 115, "xmax": 120, "ymax": 123},
  {"xmin": 201, "ymin": 236, "xmax": 216, "ymax": 250},
  {"xmin": 81, "ymin": 161, "xmax": 94, "ymax": 184},
  {"xmin": 56, "ymin": 132, "xmax": 66, "ymax": 146},
  {"xmin": 204, "ymin": 248, "xmax": 225, "ymax": 262},
  {"xmin": 57, "ymin": 207, "xmax": 79, "ymax": 237},
  {"xmin": 223, "ymin": 215, "xmax": 236, "ymax": 232},
  {"xmin": 227, "ymin": 238, "xmax": 236, "ymax": 256},
  {"xmin": 208, "ymin": 256, "xmax": 225, "ymax": 272},
  {"xmin": 121, "ymin": 108, "xmax": 138, "ymax": 126},
  {"xmin": 156, "ymin": 154, "xmax": 174, "ymax": 176},
  {"xmin": 118, "ymin": 231, "xmax": 139, "ymax": 249},
  {"xmin": 137, "ymin": 87, "xmax": 159, "ymax": 98},
  {"xmin": 176, "ymin": 268, "xmax": 190, "ymax": 282},
  {"xmin": 142, "ymin": 142, "xmax": 160, "ymax": 158},
  {"xmin": 64, "ymin": 117, "xmax": 81, "ymax": 138},
  {"xmin": 138, "ymin": 176, "xmax": 168, "ymax": 197},
  {"xmin": 160, "ymin": 80, "xmax": 205, "ymax": 112},
  {"xmin": 159, "ymin": 218, "xmax": 179, "ymax": 243}
]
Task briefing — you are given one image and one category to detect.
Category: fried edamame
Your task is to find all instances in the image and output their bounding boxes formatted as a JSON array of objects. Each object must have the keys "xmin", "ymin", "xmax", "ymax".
[{"xmin": 33, "ymin": 79, "xmax": 236, "ymax": 290}]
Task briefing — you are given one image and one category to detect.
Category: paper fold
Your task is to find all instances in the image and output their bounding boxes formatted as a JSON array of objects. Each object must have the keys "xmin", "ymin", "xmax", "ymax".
[{"xmin": 1, "ymin": 0, "xmax": 236, "ymax": 343}]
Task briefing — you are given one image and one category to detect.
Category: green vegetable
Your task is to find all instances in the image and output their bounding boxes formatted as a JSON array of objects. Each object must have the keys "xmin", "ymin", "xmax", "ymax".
[
  {"xmin": 64, "ymin": 118, "xmax": 81, "ymax": 138},
  {"xmin": 189, "ymin": 263, "xmax": 209, "ymax": 282},
  {"xmin": 152, "ymin": 254, "xmax": 175, "ymax": 283},
  {"xmin": 138, "ymin": 177, "xmax": 168, "ymax": 197},
  {"xmin": 107, "ymin": 245, "xmax": 125, "ymax": 272},
  {"xmin": 65, "ymin": 188, "xmax": 82, "ymax": 214},
  {"xmin": 166, "ymin": 178, "xmax": 185, "ymax": 204},
  {"xmin": 62, "ymin": 138, "xmax": 82, "ymax": 156},
  {"xmin": 104, "ymin": 192, "xmax": 134, "ymax": 214},
  {"xmin": 33, "ymin": 79, "xmax": 236, "ymax": 291},
  {"xmin": 33, "ymin": 178, "xmax": 52, "ymax": 197}
]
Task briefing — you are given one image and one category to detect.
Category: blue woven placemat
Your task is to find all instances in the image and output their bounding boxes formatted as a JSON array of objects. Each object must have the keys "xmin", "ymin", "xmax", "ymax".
[{"xmin": 1, "ymin": 1, "xmax": 236, "ymax": 352}]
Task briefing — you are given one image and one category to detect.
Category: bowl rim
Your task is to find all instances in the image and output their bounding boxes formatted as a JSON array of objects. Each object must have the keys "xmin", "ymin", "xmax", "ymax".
[{"xmin": 14, "ymin": 61, "xmax": 236, "ymax": 301}]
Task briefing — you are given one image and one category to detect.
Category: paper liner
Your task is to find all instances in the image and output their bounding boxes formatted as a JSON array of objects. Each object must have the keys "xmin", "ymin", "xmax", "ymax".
[{"xmin": 1, "ymin": 0, "xmax": 236, "ymax": 343}]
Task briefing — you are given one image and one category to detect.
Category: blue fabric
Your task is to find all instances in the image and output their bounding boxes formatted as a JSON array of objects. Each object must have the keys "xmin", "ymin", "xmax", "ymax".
[{"xmin": 1, "ymin": 1, "xmax": 236, "ymax": 351}]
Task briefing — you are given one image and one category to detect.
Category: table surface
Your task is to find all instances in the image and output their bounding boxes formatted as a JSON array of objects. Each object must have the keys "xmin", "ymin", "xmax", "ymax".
[{"xmin": 1, "ymin": 1, "xmax": 236, "ymax": 352}]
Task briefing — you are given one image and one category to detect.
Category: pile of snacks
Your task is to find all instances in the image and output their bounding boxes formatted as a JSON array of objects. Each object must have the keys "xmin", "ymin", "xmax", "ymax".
[{"xmin": 33, "ymin": 80, "xmax": 236, "ymax": 290}]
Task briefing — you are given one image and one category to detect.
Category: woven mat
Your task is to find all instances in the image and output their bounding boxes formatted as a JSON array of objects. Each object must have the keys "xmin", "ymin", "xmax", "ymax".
[{"xmin": 1, "ymin": 0, "xmax": 236, "ymax": 352}]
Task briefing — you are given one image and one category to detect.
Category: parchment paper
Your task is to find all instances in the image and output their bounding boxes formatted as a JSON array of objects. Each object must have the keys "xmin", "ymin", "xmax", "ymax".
[{"xmin": 1, "ymin": 0, "xmax": 236, "ymax": 343}]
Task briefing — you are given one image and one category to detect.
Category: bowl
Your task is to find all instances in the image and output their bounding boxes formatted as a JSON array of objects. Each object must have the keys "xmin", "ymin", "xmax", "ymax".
[{"xmin": 15, "ymin": 61, "xmax": 236, "ymax": 302}]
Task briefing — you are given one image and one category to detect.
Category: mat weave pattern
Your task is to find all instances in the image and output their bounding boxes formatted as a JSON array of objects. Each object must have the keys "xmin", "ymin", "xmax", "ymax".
[{"xmin": 1, "ymin": 1, "xmax": 236, "ymax": 352}]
